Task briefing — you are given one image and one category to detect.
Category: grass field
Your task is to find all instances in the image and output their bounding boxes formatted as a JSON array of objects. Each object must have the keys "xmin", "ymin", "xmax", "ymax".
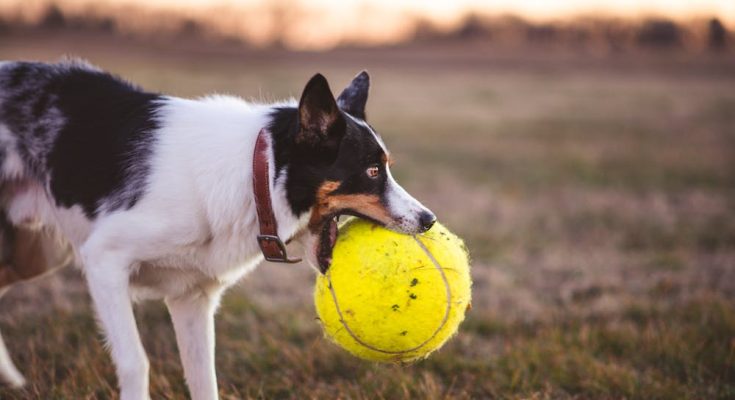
[{"xmin": 1, "ymin": 32, "xmax": 735, "ymax": 399}]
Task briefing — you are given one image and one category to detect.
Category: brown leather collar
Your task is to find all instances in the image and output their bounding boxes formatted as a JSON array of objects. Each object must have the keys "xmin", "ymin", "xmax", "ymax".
[{"xmin": 253, "ymin": 128, "xmax": 301, "ymax": 263}]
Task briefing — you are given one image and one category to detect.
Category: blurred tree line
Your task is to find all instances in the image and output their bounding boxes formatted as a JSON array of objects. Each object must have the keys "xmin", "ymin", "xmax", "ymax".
[{"xmin": 0, "ymin": 3, "xmax": 730, "ymax": 52}]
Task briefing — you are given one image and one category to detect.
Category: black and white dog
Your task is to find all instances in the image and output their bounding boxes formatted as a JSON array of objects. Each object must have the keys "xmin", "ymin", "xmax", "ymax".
[{"xmin": 0, "ymin": 60, "xmax": 435, "ymax": 399}]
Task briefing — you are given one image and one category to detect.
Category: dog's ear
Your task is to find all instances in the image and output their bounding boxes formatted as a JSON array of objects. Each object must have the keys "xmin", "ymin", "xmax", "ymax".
[
  {"xmin": 297, "ymin": 73, "xmax": 343, "ymax": 146},
  {"xmin": 337, "ymin": 70, "xmax": 369, "ymax": 120}
]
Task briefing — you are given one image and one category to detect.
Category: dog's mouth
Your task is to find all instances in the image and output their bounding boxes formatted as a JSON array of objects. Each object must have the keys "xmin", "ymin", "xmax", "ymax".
[
  {"xmin": 316, "ymin": 215, "xmax": 339, "ymax": 273},
  {"xmin": 314, "ymin": 211, "xmax": 387, "ymax": 273}
]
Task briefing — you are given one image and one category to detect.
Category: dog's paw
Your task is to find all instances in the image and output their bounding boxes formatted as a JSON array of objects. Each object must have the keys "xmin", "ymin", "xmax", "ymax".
[{"xmin": 1, "ymin": 370, "xmax": 26, "ymax": 389}]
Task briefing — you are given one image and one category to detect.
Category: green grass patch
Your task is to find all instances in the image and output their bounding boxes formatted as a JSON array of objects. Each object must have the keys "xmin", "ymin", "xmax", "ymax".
[{"xmin": 1, "ymin": 296, "xmax": 733, "ymax": 399}]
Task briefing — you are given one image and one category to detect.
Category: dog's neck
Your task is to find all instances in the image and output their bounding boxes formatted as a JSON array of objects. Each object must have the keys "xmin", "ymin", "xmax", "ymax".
[
  {"xmin": 267, "ymin": 106, "xmax": 323, "ymax": 218},
  {"xmin": 261, "ymin": 129, "xmax": 305, "ymax": 245}
]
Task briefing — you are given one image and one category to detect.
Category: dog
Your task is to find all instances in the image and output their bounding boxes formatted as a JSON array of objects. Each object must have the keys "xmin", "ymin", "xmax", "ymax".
[{"xmin": 0, "ymin": 59, "xmax": 435, "ymax": 399}]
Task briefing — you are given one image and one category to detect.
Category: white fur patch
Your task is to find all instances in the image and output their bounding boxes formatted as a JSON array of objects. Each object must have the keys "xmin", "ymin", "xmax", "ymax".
[
  {"xmin": 0, "ymin": 124, "xmax": 26, "ymax": 179},
  {"xmin": 384, "ymin": 167, "xmax": 431, "ymax": 234}
]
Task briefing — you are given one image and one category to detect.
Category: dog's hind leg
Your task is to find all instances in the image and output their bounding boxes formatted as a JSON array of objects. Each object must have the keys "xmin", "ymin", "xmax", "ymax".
[
  {"xmin": 0, "ymin": 280, "xmax": 25, "ymax": 388},
  {"xmin": 0, "ymin": 226, "xmax": 72, "ymax": 288},
  {"xmin": 0, "ymin": 330, "xmax": 25, "ymax": 388},
  {"xmin": 0, "ymin": 295, "xmax": 25, "ymax": 388},
  {"xmin": 0, "ymin": 214, "xmax": 26, "ymax": 388},
  {"xmin": 0, "ymin": 215, "xmax": 73, "ymax": 388}
]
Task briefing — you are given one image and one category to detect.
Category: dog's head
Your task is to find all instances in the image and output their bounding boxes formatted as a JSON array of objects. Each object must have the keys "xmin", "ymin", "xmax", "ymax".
[{"xmin": 274, "ymin": 72, "xmax": 435, "ymax": 272}]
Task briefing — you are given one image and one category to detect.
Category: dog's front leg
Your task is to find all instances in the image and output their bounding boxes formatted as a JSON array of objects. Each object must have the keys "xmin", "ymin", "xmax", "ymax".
[
  {"xmin": 166, "ymin": 287, "xmax": 222, "ymax": 400},
  {"xmin": 81, "ymin": 244, "xmax": 150, "ymax": 400}
]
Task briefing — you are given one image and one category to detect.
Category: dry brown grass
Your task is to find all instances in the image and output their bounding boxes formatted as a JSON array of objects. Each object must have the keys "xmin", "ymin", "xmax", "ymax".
[{"xmin": 1, "ymin": 33, "xmax": 734, "ymax": 399}]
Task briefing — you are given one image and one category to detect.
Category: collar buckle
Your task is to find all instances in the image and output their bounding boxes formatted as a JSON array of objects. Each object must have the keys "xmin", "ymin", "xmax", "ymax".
[{"xmin": 256, "ymin": 234, "xmax": 302, "ymax": 263}]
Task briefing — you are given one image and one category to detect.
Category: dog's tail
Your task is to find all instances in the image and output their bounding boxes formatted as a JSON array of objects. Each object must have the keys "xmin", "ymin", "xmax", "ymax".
[{"xmin": 0, "ymin": 327, "xmax": 25, "ymax": 388}]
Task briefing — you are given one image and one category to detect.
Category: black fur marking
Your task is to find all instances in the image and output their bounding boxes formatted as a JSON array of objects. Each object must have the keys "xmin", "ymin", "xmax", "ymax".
[
  {"xmin": 0, "ymin": 209, "xmax": 15, "ymax": 265},
  {"xmin": 0, "ymin": 61, "xmax": 162, "ymax": 217},
  {"xmin": 1, "ymin": 62, "xmax": 65, "ymax": 176},
  {"xmin": 337, "ymin": 71, "xmax": 370, "ymax": 120},
  {"xmin": 297, "ymin": 74, "xmax": 342, "ymax": 147},
  {"xmin": 48, "ymin": 67, "xmax": 162, "ymax": 216},
  {"xmin": 7, "ymin": 63, "xmax": 30, "ymax": 89},
  {"xmin": 31, "ymin": 93, "xmax": 52, "ymax": 119},
  {"xmin": 269, "ymin": 106, "xmax": 387, "ymax": 217},
  {"xmin": 269, "ymin": 106, "xmax": 299, "ymax": 175}
]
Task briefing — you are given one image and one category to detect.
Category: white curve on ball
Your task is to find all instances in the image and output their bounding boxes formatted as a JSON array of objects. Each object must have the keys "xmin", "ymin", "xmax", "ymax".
[{"xmin": 326, "ymin": 235, "xmax": 452, "ymax": 358}]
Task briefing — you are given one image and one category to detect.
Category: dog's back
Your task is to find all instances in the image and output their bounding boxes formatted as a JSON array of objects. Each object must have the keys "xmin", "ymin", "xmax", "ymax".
[{"xmin": 0, "ymin": 60, "xmax": 163, "ymax": 214}]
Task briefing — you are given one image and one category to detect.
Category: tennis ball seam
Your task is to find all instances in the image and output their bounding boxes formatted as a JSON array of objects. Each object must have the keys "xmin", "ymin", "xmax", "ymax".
[{"xmin": 325, "ymin": 235, "xmax": 452, "ymax": 355}]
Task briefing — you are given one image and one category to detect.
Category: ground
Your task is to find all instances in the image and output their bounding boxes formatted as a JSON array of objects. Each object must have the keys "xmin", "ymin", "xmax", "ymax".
[{"xmin": 1, "ymin": 32, "xmax": 734, "ymax": 399}]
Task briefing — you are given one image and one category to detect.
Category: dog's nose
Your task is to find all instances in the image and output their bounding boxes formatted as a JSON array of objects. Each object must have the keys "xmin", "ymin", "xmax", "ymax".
[{"xmin": 418, "ymin": 211, "xmax": 436, "ymax": 233}]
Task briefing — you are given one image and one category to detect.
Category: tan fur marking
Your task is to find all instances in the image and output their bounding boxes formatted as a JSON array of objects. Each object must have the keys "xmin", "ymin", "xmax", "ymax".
[
  {"xmin": 0, "ymin": 227, "xmax": 72, "ymax": 289},
  {"xmin": 0, "ymin": 266, "xmax": 21, "ymax": 288},
  {"xmin": 308, "ymin": 180, "xmax": 392, "ymax": 231},
  {"xmin": 331, "ymin": 193, "xmax": 392, "ymax": 222},
  {"xmin": 382, "ymin": 153, "xmax": 394, "ymax": 167},
  {"xmin": 309, "ymin": 181, "xmax": 341, "ymax": 231}
]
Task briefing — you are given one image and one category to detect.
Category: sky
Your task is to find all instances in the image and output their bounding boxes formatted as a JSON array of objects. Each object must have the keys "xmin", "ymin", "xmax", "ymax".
[
  {"xmin": 97, "ymin": 0, "xmax": 735, "ymax": 22},
  {"xmin": 5, "ymin": 0, "xmax": 734, "ymax": 49}
]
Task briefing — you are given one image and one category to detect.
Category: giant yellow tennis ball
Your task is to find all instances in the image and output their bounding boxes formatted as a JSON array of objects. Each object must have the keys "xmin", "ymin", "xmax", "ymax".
[{"xmin": 314, "ymin": 218, "xmax": 472, "ymax": 363}]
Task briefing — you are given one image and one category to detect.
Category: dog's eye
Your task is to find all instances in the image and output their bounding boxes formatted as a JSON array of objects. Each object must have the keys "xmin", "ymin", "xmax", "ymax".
[{"xmin": 366, "ymin": 165, "xmax": 380, "ymax": 179}]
